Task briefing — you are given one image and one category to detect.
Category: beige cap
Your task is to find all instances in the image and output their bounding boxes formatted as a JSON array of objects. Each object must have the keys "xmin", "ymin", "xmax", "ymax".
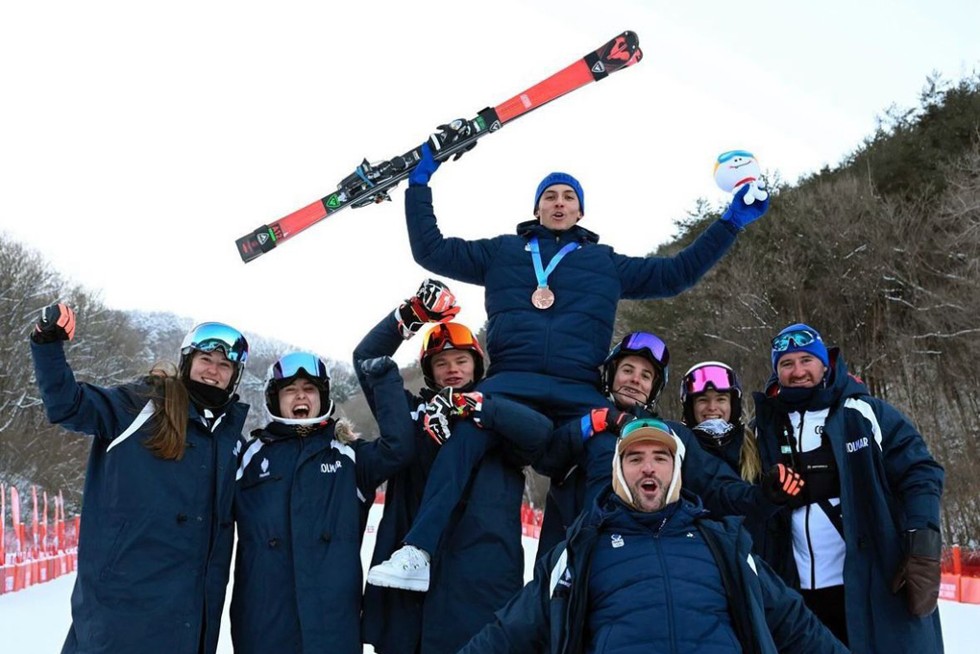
[{"xmin": 612, "ymin": 418, "xmax": 685, "ymax": 509}]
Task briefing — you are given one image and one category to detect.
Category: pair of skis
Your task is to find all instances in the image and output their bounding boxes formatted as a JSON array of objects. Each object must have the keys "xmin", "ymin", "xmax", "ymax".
[{"xmin": 235, "ymin": 31, "xmax": 643, "ymax": 263}]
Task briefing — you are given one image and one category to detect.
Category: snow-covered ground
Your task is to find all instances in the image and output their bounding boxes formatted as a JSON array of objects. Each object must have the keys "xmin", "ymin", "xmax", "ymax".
[{"xmin": 2, "ymin": 504, "xmax": 975, "ymax": 652}]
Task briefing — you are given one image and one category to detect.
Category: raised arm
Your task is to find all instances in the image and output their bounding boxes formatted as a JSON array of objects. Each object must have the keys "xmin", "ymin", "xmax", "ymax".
[
  {"xmin": 355, "ymin": 356, "xmax": 417, "ymax": 491},
  {"xmin": 405, "ymin": 184, "xmax": 497, "ymax": 284},
  {"xmin": 353, "ymin": 279, "xmax": 459, "ymax": 418},
  {"xmin": 30, "ymin": 304, "xmax": 135, "ymax": 440},
  {"xmin": 617, "ymin": 184, "xmax": 769, "ymax": 298}
]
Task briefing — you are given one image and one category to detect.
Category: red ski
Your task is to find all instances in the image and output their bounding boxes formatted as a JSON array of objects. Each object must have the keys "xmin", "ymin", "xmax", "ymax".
[{"xmin": 236, "ymin": 31, "xmax": 642, "ymax": 263}]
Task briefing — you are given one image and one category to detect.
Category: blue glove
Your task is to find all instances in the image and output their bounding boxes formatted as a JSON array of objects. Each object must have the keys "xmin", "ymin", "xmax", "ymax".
[
  {"xmin": 720, "ymin": 183, "xmax": 770, "ymax": 230},
  {"xmin": 409, "ymin": 143, "xmax": 441, "ymax": 187}
]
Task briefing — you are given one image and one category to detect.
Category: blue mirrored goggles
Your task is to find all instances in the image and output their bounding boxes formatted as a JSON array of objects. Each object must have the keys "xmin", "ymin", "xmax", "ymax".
[
  {"xmin": 184, "ymin": 322, "xmax": 249, "ymax": 364},
  {"xmin": 617, "ymin": 332, "xmax": 669, "ymax": 366},
  {"xmin": 771, "ymin": 329, "xmax": 820, "ymax": 353},
  {"xmin": 272, "ymin": 351, "xmax": 329, "ymax": 382}
]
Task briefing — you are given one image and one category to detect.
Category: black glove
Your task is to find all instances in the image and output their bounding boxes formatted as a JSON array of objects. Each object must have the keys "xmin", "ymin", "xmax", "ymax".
[
  {"xmin": 360, "ymin": 356, "xmax": 397, "ymax": 377},
  {"xmin": 434, "ymin": 387, "xmax": 483, "ymax": 420},
  {"xmin": 32, "ymin": 303, "xmax": 76, "ymax": 344},
  {"xmin": 422, "ymin": 392, "xmax": 454, "ymax": 444},
  {"xmin": 581, "ymin": 407, "xmax": 632, "ymax": 440},
  {"xmin": 428, "ymin": 118, "xmax": 479, "ymax": 161},
  {"xmin": 395, "ymin": 279, "xmax": 460, "ymax": 339},
  {"xmin": 892, "ymin": 528, "xmax": 942, "ymax": 617},
  {"xmin": 761, "ymin": 463, "xmax": 805, "ymax": 504}
]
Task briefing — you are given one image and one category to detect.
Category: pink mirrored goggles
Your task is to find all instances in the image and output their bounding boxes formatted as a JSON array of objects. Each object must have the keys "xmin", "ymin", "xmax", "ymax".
[{"xmin": 681, "ymin": 362, "xmax": 740, "ymax": 399}]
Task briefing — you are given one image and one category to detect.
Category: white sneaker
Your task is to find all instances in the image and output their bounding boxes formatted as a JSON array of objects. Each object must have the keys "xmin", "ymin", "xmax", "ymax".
[{"xmin": 366, "ymin": 545, "xmax": 430, "ymax": 592}]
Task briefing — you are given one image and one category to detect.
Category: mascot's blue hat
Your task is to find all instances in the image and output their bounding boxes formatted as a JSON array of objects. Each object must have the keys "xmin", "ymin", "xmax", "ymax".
[{"xmin": 534, "ymin": 172, "xmax": 584, "ymax": 215}]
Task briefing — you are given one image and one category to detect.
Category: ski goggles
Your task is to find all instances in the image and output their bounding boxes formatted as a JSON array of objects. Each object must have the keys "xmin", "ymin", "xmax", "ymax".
[
  {"xmin": 271, "ymin": 351, "xmax": 329, "ymax": 382},
  {"xmin": 618, "ymin": 418, "xmax": 676, "ymax": 454},
  {"xmin": 183, "ymin": 322, "xmax": 249, "ymax": 364},
  {"xmin": 421, "ymin": 322, "xmax": 485, "ymax": 358},
  {"xmin": 615, "ymin": 331, "xmax": 669, "ymax": 366},
  {"xmin": 682, "ymin": 362, "xmax": 739, "ymax": 397},
  {"xmin": 771, "ymin": 328, "xmax": 821, "ymax": 353},
  {"xmin": 620, "ymin": 417, "xmax": 671, "ymax": 438}
]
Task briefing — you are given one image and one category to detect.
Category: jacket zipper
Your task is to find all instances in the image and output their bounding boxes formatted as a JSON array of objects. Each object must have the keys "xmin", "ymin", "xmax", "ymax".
[
  {"xmin": 795, "ymin": 413, "xmax": 818, "ymax": 589},
  {"xmin": 653, "ymin": 515, "xmax": 676, "ymax": 652}
]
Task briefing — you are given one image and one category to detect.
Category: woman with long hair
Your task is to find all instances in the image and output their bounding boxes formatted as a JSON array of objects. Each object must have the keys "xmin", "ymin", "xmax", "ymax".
[
  {"xmin": 680, "ymin": 361, "xmax": 762, "ymax": 482},
  {"xmin": 30, "ymin": 303, "xmax": 250, "ymax": 654}
]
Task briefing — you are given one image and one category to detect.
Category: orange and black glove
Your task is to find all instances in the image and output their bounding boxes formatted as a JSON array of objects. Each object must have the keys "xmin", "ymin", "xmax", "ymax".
[
  {"xmin": 581, "ymin": 407, "xmax": 632, "ymax": 440},
  {"xmin": 761, "ymin": 463, "xmax": 805, "ymax": 504},
  {"xmin": 395, "ymin": 279, "xmax": 460, "ymax": 339},
  {"xmin": 32, "ymin": 303, "xmax": 76, "ymax": 344}
]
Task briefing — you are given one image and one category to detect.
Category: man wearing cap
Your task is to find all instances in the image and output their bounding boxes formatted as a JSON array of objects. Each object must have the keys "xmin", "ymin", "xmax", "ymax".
[
  {"xmin": 458, "ymin": 418, "xmax": 847, "ymax": 654},
  {"xmin": 752, "ymin": 322, "xmax": 945, "ymax": 651},
  {"xmin": 403, "ymin": 142, "xmax": 769, "ymax": 422}
]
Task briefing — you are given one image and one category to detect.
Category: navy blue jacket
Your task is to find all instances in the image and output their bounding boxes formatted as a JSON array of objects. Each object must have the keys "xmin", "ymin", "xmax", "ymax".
[
  {"xmin": 355, "ymin": 312, "xmax": 551, "ymax": 654},
  {"xmin": 460, "ymin": 490, "xmax": 847, "ymax": 654},
  {"xmin": 406, "ymin": 185, "xmax": 738, "ymax": 387},
  {"xmin": 230, "ymin": 363, "xmax": 414, "ymax": 654},
  {"xmin": 534, "ymin": 408, "xmax": 779, "ymax": 559},
  {"xmin": 753, "ymin": 349, "xmax": 945, "ymax": 653},
  {"xmin": 31, "ymin": 340, "xmax": 248, "ymax": 654}
]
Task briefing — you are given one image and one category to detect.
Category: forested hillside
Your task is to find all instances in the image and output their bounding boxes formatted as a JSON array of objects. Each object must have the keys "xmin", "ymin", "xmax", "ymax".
[{"xmin": 617, "ymin": 74, "xmax": 980, "ymax": 544}]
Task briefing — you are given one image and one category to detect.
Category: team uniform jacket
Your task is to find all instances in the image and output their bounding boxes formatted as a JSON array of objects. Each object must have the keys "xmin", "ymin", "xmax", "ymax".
[
  {"xmin": 459, "ymin": 489, "xmax": 847, "ymax": 654},
  {"xmin": 405, "ymin": 185, "xmax": 739, "ymax": 390},
  {"xmin": 31, "ymin": 340, "xmax": 249, "ymax": 654},
  {"xmin": 534, "ymin": 408, "xmax": 780, "ymax": 560},
  {"xmin": 752, "ymin": 349, "xmax": 945, "ymax": 653},
  {"xmin": 230, "ymin": 362, "xmax": 414, "ymax": 654},
  {"xmin": 355, "ymin": 312, "xmax": 551, "ymax": 654}
]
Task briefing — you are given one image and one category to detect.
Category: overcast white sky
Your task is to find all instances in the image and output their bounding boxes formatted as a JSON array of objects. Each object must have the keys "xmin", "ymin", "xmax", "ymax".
[{"xmin": 2, "ymin": 0, "xmax": 979, "ymax": 366}]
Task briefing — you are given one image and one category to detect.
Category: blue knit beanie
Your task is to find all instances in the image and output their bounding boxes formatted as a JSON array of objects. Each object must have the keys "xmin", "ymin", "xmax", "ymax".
[
  {"xmin": 770, "ymin": 323, "xmax": 830, "ymax": 373},
  {"xmin": 533, "ymin": 172, "xmax": 584, "ymax": 215}
]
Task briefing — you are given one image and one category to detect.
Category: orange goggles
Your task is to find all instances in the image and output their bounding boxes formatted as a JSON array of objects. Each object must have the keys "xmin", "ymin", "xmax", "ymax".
[{"xmin": 420, "ymin": 322, "xmax": 484, "ymax": 358}]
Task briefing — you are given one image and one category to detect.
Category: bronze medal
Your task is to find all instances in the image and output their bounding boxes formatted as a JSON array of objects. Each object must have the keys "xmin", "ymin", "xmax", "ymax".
[{"xmin": 531, "ymin": 286, "xmax": 555, "ymax": 310}]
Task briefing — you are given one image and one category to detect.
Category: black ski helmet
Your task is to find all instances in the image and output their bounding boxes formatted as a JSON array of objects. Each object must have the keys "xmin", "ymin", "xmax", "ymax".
[
  {"xmin": 680, "ymin": 361, "xmax": 743, "ymax": 427},
  {"xmin": 265, "ymin": 351, "xmax": 334, "ymax": 424},
  {"xmin": 602, "ymin": 331, "xmax": 670, "ymax": 411}
]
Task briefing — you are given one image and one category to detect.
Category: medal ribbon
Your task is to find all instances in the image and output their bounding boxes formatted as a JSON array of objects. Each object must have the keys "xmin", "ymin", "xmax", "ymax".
[{"xmin": 529, "ymin": 237, "xmax": 579, "ymax": 288}]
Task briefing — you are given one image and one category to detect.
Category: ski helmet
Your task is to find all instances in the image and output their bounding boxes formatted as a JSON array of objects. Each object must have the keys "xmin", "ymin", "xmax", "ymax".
[
  {"xmin": 680, "ymin": 361, "xmax": 742, "ymax": 427},
  {"xmin": 264, "ymin": 351, "xmax": 334, "ymax": 425},
  {"xmin": 602, "ymin": 331, "xmax": 670, "ymax": 410},
  {"xmin": 179, "ymin": 322, "xmax": 249, "ymax": 396},
  {"xmin": 419, "ymin": 322, "xmax": 485, "ymax": 391}
]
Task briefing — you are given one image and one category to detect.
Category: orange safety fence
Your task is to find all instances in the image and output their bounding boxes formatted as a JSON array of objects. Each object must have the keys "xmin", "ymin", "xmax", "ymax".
[
  {"xmin": 940, "ymin": 545, "xmax": 980, "ymax": 604},
  {"xmin": 1, "ymin": 483, "xmax": 80, "ymax": 596}
]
